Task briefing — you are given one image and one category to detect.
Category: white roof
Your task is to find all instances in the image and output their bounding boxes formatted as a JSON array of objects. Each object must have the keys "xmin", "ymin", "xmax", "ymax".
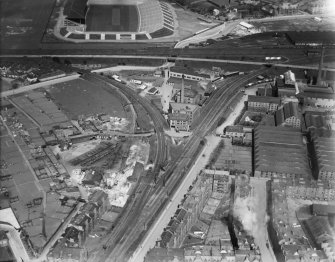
[
  {"xmin": 0, "ymin": 208, "xmax": 20, "ymax": 228},
  {"xmin": 239, "ymin": 21, "xmax": 254, "ymax": 29}
]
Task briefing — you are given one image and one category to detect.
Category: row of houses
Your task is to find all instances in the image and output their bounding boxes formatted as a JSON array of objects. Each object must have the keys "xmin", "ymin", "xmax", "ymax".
[{"xmin": 47, "ymin": 190, "xmax": 110, "ymax": 262}]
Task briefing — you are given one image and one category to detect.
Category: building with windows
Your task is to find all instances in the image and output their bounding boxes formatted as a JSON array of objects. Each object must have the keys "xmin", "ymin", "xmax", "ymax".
[
  {"xmin": 275, "ymin": 102, "xmax": 301, "ymax": 128},
  {"xmin": 169, "ymin": 67, "xmax": 210, "ymax": 81},
  {"xmin": 170, "ymin": 102, "xmax": 199, "ymax": 125},
  {"xmin": 300, "ymin": 91, "xmax": 335, "ymax": 108},
  {"xmin": 247, "ymin": 95, "xmax": 281, "ymax": 112},
  {"xmin": 313, "ymin": 137, "xmax": 335, "ymax": 183},
  {"xmin": 168, "ymin": 113, "xmax": 190, "ymax": 131},
  {"xmin": 225, "ymin": 125, "xmax": 244, "ymax": 138}
]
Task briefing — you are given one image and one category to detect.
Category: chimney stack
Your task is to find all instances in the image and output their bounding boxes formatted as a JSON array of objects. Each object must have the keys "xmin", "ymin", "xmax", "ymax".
[
  {"xmin": 181, "ymin": 74, "xmax": 185, "ymax": 103},
  {"xmin": 317, "ymin": 46, "xmax": 325, "ymax": 86}
]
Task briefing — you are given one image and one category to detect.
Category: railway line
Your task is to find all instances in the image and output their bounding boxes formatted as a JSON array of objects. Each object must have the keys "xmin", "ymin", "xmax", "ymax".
[
  {"xmin": 81, "ymin": 73, "xmax": 169, "ymax": 261},
  {"xmin": 99, "ymin": 69, "xmax": 266, "ymax": 262}
]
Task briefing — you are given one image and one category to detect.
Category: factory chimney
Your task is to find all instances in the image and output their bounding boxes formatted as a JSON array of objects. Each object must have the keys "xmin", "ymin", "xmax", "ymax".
[
  {"xmin": 317, "ymin": 46, "xmax": 325, "ymax": 86},
  {"xmin": 181, "ymin": 74, "xmax": 185, "ymax": 103}
]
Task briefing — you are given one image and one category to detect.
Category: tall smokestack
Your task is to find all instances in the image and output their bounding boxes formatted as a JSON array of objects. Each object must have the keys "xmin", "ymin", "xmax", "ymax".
[
  {"xmin": 317, "ymin": 46, "xmax": 325, "ymax": 86},
  {"xmin": 181, "ymin": 74, "xmax": 185, "ymax": 103}
]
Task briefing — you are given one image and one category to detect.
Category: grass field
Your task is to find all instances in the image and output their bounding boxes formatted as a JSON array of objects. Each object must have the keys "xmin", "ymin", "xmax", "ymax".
[
  {"xmin": 1, "ymin": 0, "xmax": 55, "ymax": 50},
  {"xmin": 86, "ymin": 5, "xmax": 139, "ymax": 32},
  {"xmin": 46, "ymin": 78, "xmax": 127, "ymax": 120}
]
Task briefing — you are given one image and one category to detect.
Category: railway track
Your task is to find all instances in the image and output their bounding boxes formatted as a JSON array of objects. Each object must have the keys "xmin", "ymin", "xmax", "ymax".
[{"xmin": 101, "ymin": 69, "xmax": 266, "ymax": 262}]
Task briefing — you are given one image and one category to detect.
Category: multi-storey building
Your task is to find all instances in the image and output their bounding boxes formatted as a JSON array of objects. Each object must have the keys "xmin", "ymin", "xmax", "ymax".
[
  {"xmin": 275, "ymin": 102, "xmax": 301, "ymax": 128},
  {"xmin": 247, "ymin": 95, "xmax": 281, "ymax": 112},
  {"xmin": 168, "ymin": 113, "xmax": 190, "ymax": 131},
  {"xmin": 313, "ymin": 137, "xmax": 335, "ymax": 183},
  {"xmin": 170, "ymin": 102, "xmax": 199, "ymax": 125}
]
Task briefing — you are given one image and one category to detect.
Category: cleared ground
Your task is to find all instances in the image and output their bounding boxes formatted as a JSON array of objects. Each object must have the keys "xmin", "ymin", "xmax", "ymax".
[
  {"xmin": 86, "ymin": 5, "xmax": 139, "ymax": 32},
  {"xmin": 46, "ymin": 78, "xmax": 126, "ymax": 120},
  {"xmin": 213, "ymin": 138, "xmax": 252, "ymax": 173}
]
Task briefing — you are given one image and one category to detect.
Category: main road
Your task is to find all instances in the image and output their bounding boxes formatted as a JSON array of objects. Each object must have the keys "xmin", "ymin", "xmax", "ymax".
[{"xmin": 1, "ymin": 54, "xmax": 334, "ymax": 71}]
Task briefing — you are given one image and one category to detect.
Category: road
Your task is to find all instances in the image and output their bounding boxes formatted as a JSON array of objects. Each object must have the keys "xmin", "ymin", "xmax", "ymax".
[
  {"xmin": 129, "ymin": 135, "xmax": 221, "ymax": 261},
  {"xmin": 174, "ymin": 21, "xmax": 238, "ymax": 48},
  {"xmin": 249, "ymin": 178, "xmax": 277, "ymax": 262},
  {"xmin": 0, "ymin": 74, "xmax": 80, "ymax": 98},
  {"xmin": 1, "ymin": 55, "xmax": 334, "ymax": 71},
  {"xmin": 32, "ymin": 202, "xmax": 84, "ymax": 262}
]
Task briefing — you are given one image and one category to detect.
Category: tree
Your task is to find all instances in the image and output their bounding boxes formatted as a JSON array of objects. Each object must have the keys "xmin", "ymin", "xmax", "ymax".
[{"xmin": 52, "ymin": 57, "xmax": 61, "ymax": 64}]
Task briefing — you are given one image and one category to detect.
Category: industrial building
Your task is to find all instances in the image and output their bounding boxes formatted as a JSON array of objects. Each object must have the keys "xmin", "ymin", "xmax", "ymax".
[
  {"xmin": 286, "ymin": 31, "xmax": 335, "ymax": 46},
  {"xmin": 254, "ymin": 126, "xmax": 311, "ymax": 179},
  {"xmin": 313, "ymin": 137, "xmax": 335, "ymax": 183},
  {"xmin": 275, "ymin": 102, "xmax": 301, "ymax": 128},
  {"xmin": 247, "ymin": 95, "xmax": 281, "ymax": 112}
]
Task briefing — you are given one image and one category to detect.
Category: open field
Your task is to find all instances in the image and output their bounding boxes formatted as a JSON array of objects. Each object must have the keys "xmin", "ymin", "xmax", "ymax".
[
  {"xmin": 1, "ymin": 0, "xmax": 55, "ymax": 50},
  {"xmin": 86, "ymin": 5, "xmax": 139, "ymax": 32},
  {"xmin": 46, "ymin": 78, "xmax": 127, "ymax": 120},
  {"xmin": 173, "ymin": 4, "xmax": 212, "ymax": 39}
]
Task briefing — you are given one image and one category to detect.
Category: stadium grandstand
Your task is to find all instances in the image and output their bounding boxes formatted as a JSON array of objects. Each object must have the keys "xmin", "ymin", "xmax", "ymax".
[{"xmin": 60, "ymin": 0, "xmax": 176, "ymax": 41}]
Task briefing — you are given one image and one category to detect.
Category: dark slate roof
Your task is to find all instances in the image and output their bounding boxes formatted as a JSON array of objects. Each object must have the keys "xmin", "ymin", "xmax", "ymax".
[
  {"xmin": 248, "ymin": 95, "xmax": 281, "ymax": 104},
  {"xmin": 312, "ymin": 204, "xmax": 335, "ymax": 216},
  {"xmin": 304, "ymin": 114, "xmax": 328, "ymax": 129},
  {"xmin": 283, "ymin": 102, "xmax": 299, "ymax": 119},
  {"xmin": 161, "ymin": 231, "xmax": 173, "ymax": 247},
  {"xmin": 175, "ymin": 208, "xmax": 187, "ymax": 222},
  {"xmin": 226, "ymin": 125, "xmax": 244, "ymax": 133},
  {"xmin": 64, "ymin": 0, "xmax": 88, "ymax": 19},
  {"xmin": 286, "ymin": 31, "xmax": 335, "ymax": 45}
]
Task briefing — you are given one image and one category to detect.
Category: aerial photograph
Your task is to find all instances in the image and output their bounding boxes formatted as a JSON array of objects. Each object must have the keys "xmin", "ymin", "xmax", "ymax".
[{"xmin": 0, "ymin": 0, "xmax": 335, "ymax": 261}]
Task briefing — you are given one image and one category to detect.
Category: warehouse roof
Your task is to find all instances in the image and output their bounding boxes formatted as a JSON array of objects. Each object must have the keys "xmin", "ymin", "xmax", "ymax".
[
  {"xmin": 286, "ymin": 31, "xmax": 335, "ymax": 45},
  {"xmin": 170, "ymin": 66, "xmax": 210, "ymax": 78},
  {"xmin": 254, "ymin": 126, "xmax": 310, "ymax": 176}
]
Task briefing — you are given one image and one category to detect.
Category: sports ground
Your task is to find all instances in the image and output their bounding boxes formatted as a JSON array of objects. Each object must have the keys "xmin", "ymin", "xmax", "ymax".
[
  {"xmin": 46, "ymin": 78, "xmax": 127, "ymax": 120},
  {"xmin": 86, "ymin": 5, "xmax": 139, "ymax": 32}
]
